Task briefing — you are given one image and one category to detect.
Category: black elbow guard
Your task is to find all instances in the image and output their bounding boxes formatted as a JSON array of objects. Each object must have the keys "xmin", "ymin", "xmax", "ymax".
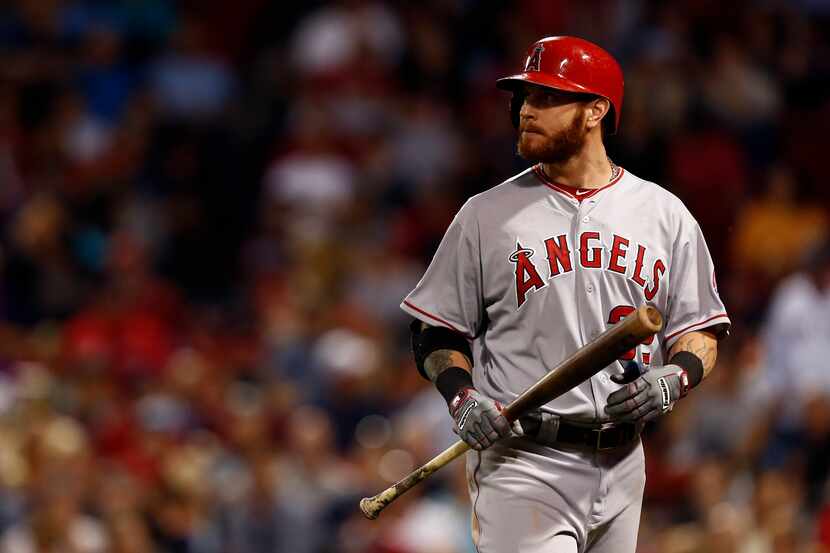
[{"xmin": 410, "ymin": 319, "xmax": 473, "ymax": 380}]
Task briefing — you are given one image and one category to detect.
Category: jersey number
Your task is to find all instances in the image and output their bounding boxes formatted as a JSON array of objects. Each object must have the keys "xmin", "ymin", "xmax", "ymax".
[{"xmin": 607, "ymin": 305, "xmax": 653, "ymax": 365}]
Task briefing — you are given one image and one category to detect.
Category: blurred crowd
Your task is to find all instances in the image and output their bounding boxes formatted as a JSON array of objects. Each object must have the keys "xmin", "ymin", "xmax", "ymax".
[{"xmin": 0, "ymin": 0, "xmax": 829, "ymax": 552}]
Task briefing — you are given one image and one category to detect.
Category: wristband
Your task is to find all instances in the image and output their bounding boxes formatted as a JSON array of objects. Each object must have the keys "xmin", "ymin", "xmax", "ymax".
[
  {"xmin": 669, "ymin": 351, "xmax": 704, "ymax": 389},
  {"xmin": 435, "ymin": 366, "xmax": 474, "ymax": 405}
]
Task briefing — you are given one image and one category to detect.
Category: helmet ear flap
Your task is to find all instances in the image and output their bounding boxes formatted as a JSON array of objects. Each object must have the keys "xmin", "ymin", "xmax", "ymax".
[{"xmin": 509, "ymin": 92, "xmax": 525, "ymax": 129}]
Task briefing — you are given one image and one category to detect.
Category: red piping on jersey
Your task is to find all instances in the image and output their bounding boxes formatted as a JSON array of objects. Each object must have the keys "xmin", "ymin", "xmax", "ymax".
[
  {"xmin": 402, "ymin": 300, "xmax": 475, "ymax": 340},
  {"xmin": 665, "ymin": 313, "xmax": 730, "ymax": 341},
  {"xmin": 533, "ymin": 164, "xmax": 625, "ymax": 201},
  {"xmin": 471, "ymin": 451, "xmax": 483, "ymax": 553}
]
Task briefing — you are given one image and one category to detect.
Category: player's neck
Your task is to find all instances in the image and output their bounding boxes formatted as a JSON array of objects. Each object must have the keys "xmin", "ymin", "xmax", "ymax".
[{"xmin": 541, "ymin": 142, "xmax": 612, "ymax": 190}]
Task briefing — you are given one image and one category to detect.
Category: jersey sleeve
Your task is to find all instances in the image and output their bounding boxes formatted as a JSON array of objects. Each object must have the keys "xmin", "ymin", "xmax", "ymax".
[
  {"xmin": 663, "ymin": 208, "xmax": 731, "ymax": 349},
  {"xmin": 401, "ymin": 199, "xmax": 485, "ymax": 339}
]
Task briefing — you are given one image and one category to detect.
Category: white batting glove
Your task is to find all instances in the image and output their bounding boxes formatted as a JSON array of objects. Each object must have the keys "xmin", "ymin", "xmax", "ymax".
[
  {"xmin": 604, "ymin": 364, "xmax": 689, "ymax": 423},
  {"xmin": 449, "ymin": 387, "xmax": 515, "ymax": 450}
]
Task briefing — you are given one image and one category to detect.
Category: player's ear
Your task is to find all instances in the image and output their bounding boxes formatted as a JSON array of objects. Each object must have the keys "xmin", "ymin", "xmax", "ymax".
[{"xmin": 585, "ymin": 97, "xmax": 610, "ymax": 131}]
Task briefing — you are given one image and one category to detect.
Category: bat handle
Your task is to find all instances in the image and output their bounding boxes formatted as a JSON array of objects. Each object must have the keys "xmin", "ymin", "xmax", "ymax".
[{"xmin": 359, "ymin": 440, "xmax": 470, "ymax": 519}]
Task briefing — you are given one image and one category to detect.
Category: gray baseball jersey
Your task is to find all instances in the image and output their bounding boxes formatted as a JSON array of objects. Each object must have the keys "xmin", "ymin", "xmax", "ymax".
[
  {"xmin": 402, "ymin": 164, "xmax": 730, "ymax": 421},
  {"xmin": 402, "ymin": 164, "xmax": 730, "ymax": 552}
]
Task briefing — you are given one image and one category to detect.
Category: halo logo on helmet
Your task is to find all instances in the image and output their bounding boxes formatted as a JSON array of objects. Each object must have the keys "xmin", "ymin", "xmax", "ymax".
[
  {"xmin": 497, "ymin": 36, "xmax": 625, "ymax": 134},
  {"xmin": 525, "ymin": 45, "xmax": 544, "ymax": 72}
]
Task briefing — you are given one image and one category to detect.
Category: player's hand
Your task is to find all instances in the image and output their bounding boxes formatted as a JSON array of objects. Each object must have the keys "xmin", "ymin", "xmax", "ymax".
[
  {"xmin": 449, "ymin": 387, "xmax": 515, "ymax": 450},
  {"xmin": 604, "ymin": 363, "xmax": 689, "ymax": 423}
]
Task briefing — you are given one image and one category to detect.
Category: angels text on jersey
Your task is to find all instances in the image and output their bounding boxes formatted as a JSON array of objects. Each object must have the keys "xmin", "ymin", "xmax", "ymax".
[{"xmin": 509, "ymin": 232, "xmax": 665, "ymax": 309}]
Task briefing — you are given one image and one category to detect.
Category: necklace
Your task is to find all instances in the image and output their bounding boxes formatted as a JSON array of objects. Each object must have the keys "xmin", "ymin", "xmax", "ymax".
[
  {"xmin": 608, "ymin": 158, "xmax": 621, "ymax": 182},
  {"xmin": 541, "ymin": 158, "xmax": 620, "ymax": 186}
]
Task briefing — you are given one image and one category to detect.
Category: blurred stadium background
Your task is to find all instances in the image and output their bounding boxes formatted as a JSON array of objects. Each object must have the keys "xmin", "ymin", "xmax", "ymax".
[{"xmin": 0, "ymin": 0, "xmax": 829, "ymax": 552}]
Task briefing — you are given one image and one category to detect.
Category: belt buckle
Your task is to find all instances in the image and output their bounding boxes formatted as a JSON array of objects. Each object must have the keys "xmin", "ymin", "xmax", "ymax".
[{"xmin": 594, "ymin": 427, "xmax": 617, "ymax": 451}]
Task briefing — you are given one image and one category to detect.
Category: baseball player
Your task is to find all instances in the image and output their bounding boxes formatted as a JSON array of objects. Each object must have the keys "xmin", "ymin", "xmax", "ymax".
[{"xmin": 402, "ymin": 36, "xmax": 729, "ymax": 553}]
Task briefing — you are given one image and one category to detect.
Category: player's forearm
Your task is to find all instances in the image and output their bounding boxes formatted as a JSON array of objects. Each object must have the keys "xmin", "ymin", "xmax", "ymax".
[
  {"xmin": 411, "ymin": 321, "xmax": 475, "ymax": 406},
  {"xmin": 424, "ymin": 348, "xmax": 473, "ymax": 381},
  {"xmin": 420, "ymin": 322, "xmax": 473, "ymax": 381},
  {"xmin": 668, "ymin": 330, "xmax": 718, "ymax": 379}
]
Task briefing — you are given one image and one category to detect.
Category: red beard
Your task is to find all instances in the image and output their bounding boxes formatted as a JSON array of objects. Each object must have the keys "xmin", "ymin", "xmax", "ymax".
[{"xmin": 517, "ymin": 112, "xmax": 588, "ymax": 164}]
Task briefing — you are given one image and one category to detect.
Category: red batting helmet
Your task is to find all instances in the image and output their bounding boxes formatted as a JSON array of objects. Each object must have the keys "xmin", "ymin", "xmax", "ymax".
[{"xmin": 497, "ymin": 36, "xmax": 624, "ymax": 133}]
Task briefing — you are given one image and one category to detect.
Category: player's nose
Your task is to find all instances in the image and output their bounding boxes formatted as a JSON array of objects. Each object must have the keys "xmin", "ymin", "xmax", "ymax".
[
  {"xmin": 519, "ymin": 100, "xmax": 536, "ymax": 121},
  {"xmin": 518, "ymin": 106, "xmax": 539, "ymax": 132}
]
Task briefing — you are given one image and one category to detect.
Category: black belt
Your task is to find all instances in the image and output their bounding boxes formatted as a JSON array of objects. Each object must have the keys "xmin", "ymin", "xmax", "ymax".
[{"xmin": 520, "ymin": 412, "xmax": 640, "ymax": 451}]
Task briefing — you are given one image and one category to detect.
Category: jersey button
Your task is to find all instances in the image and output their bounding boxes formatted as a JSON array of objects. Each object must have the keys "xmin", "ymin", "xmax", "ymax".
[
  {"xmin": 586, "ymin": 284, "xmax": 594, "ymax": 293},
  {"xmin": 582, "ymin": 216, "xmax": 590, "ymax": 223}
]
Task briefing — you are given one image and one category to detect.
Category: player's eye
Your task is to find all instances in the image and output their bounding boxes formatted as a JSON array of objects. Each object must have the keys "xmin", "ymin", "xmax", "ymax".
[
  {"xmin": 525, "ymin": 88, "xmax": 591, "ymax": 108},
  {"xmin": 525, "ymin": 90, "xmax": 568, "ymax": 107},
  {"xmin": 525, "ymin": 90, "xmax": 555, "ymax": 107}
]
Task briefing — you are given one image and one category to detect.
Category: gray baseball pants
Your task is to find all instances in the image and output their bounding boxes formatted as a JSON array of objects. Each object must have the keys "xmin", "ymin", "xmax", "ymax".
[{"xmin": 465, "ymin": 436, "xmax": 645, "ymax": 553}]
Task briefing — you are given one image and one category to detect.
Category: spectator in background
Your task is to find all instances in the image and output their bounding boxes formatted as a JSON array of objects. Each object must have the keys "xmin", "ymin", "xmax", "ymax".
[
  {"xmin": 0, "ymin": 413, "xmax": 108, "ymax": 553},
  {"xmin": 666, "ymin": 107, "xmax": 749, "ymax": 268},
  {"xmin": 762, "ymin": 240, "xmax": 830, "ymax": 403},
  {"xmin": 76, "ymin": 25, "xmax": 134, "ymax": 124},
  {"xmin": 731, "ymin": 165, "xmax": 827, "ymax": 280},
  {"xmin": 289, "ymin": 0, "xmax": 403, "ymax": 80},
  {"xmin": 262, "ymin": 105, "xmax": 356, "ymax": 242},
  {"xmin": 701, "ymin": 34, "xmax": 780, "ymax": 132},
  {"xmin": 149, "ymin": 17, "xmax": 235, "ymax": 121}
]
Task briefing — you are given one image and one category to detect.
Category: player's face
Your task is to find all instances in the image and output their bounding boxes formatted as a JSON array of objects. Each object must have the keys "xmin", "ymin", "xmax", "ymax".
[{"xmin": 516, "ymin": 86, "xmax": 591, "ymax": 164}]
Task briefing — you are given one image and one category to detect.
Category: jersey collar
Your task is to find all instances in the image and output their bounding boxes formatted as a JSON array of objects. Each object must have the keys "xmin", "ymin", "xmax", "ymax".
[{"xmin": 533, "ymin": 163, "xmax": 625, "ymax": 202}]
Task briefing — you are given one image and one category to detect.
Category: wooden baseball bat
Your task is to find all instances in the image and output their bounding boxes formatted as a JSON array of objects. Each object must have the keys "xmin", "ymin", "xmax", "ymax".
[{"xmin": 359, "ymin": 303, "xmax": 663, "ymax": 519}]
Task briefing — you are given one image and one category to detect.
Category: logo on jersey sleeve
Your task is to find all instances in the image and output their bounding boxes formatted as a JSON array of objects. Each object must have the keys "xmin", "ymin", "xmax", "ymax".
[
  {"xmin": 509, "ymin": 243, "xmax": 545, "ymax": 308},
  {"xmin": 509, "ymin": 232, "xmax": 667, "ymax": 309},
  {"xmin": 525, "ymin": 45, "xmax": 545, "ymax": 72}
]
